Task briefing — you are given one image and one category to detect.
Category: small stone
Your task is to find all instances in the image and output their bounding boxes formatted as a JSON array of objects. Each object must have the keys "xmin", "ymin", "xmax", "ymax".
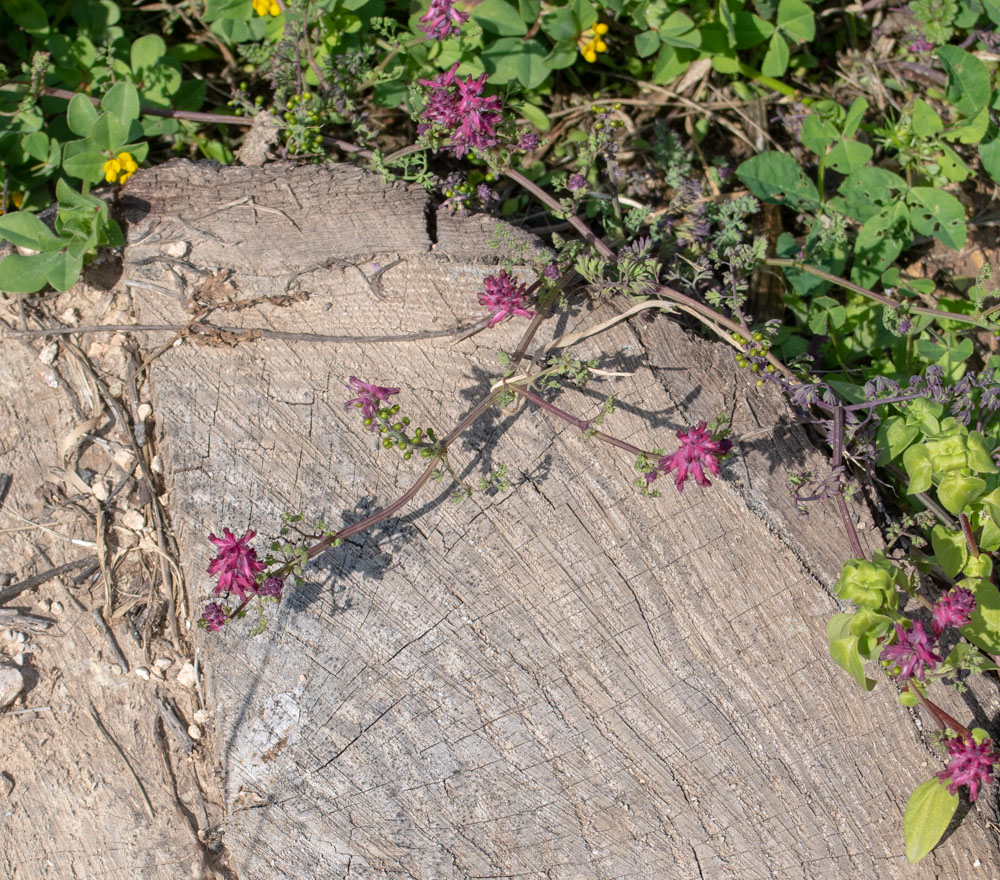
[
  {"xmin": 164, "ymin": 240, "xmax": 190, "ymax": 258},
  {"xmin": 187, "ymin": 724, "xmax": 203, "ymax": 740},
  {"xmin": 176, "ymin": 662, "xmax": 197, "ymax": 688},
  {"xmin": 0, "ymin": 665, "xmax": 23, "ymax": 708},
  {"xmin": 91, "ymin": 479, "xmax": 109, "ymax": 502},
  {"xmin": 51, "ymin": 601, "xmax": 64, "ymax": 616},
  {"xmin": 113, "ymin": 448, "xmax": 134, "ymax": 471},
  {"xmin": 37, "ymin": 599, "xmax": 51, "ymax": 613},
  {"xmin": 150, "ymin": 454, "xmax": 164, "ymax": 474},
  {"xmin": 193, "ymin": 708, "xmax": 210, "ymax": 724},
  {"xmin": 59, "ymin": 307, "xmax": 79, "ymax": 325},
  {"xmin": 2, "ymin": 630, "xmax": 13, "ymax": 642},
  {"xmin": 109, "ymin": 664, "xmax": 123, "ymax": 675},
  {"xmin": 137, "ymin": 403, "xmax": 152, "ymax": 421},
  {"xmin": 153, "ymin": 657, "xmax": 173, "ymax": 671},
  {"xmin": 14, "ymin": 632, "xmax": 25, "ymax": 644},
  {"xmin": 38, "ymin": 342, "xmax": 58, "ymax": 365},
  {"xmin": 121, "ymin": 510, "xmax": 145, "ymax": 531},
  {"xmin": 150, "ymin": 666, "xmax": 164, "ymax": 679},
  {"xmin": 172, "ymin": 338, "xmax": 183, "ymax": 348},
  {"xmin": 12, "ymin": 654, "xmax": 23, "ymax": 667},
  {"xmin": 134, "ymin": 667, "xmax": 150, "ymax": 681}
]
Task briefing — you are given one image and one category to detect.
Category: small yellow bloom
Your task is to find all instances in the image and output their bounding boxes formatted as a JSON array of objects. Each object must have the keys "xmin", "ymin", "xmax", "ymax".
[
  {"xmin": 0, "ymin": 191, "xmax": 24, "ymax": 215},
  {"xmin": 252, "ymin": 0, "xmax": 281, "ymax": 15},
  {"xmin": 579, "ymin": 22, "xmax": 610, "ymax": 63},
  {"xmin": 103, "ymin": 151, "xmax": 141, "ymax": 185}
]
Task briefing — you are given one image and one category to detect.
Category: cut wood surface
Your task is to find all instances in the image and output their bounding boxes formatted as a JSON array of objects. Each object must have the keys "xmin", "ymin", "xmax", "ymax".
[{"xmin": 106, "ymin": 159, "xmax": 1000, "ymax": 878}]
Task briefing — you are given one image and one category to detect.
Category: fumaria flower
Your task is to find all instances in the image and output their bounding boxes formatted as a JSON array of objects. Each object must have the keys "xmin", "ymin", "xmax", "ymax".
[
  {"xmin": 478, "ymin": 270, "xmax": 535, "ymax": 328},
  {"xmin": 932, "ymin": 586, "xmax": 976, "ymax": 635},
  {"xmin": 202, "ymin": 602, "xmax": 227, "ymax": 632},
  {"xmin": 937, "ymin": 734, "xmax": 999, "ymax": 802},
  {"xmin": 207, "ymin": 528, "xmax": 266, "ymax": 601},
  {"xmin": 418, "ymin": 0, "xmax": 469, "ymax": 40},
  {"xmin": 418, "ymin": 64, "xmax": 503, "ymax": 157},
  {"xmin": 647, "ymin": 421, "xmax": 732, "ymax": 492},
  {"xmin": 880, "ymin": 620, "xmax": 942, "ymax": 682},
  {"xmin": 345, "ymin": 376, "xmax": 400, "ymax": 429}
]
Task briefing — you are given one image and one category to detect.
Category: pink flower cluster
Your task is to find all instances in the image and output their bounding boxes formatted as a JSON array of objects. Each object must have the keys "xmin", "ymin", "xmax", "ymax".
[
  {"xmin": 345, "ymin": 376, "xmax": 400, "ymax": 430},
  {"xmin": 418, "ymin": 0, "xmax": 468, "ymax": 40},
  {"xmin": 208, "ymin": 528, "xmax": 265, "ymax": 601},
  {"xmin": 647, "ymin": 421, "xmax": 732, "ymax": 492},
  {"xmin": 880, "ymin": 587, "xmax": 976, "ymax": 683},
  {"xmin": 938, "ymin": 734, "xmax": 999, "ymax": 802},
  {"xmin": 478, "ymin": 270, "xmax": 535, "ymax": 328},
  {"xmin": 201, "ymin": 529, "xmax": 286, "ymax": 632},
  {"xmin": 418, "ymin": 63, "xmax": 503, "ymax": 157}
]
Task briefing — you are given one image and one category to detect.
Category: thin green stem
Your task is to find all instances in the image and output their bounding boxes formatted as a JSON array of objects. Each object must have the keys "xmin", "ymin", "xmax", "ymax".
[{"xmin": 765, "ymin": 258, "xmax": 992, "ymax": 329}]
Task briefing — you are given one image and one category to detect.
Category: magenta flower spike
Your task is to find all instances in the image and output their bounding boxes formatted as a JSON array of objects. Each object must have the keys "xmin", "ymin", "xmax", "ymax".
[
  {"xmin": 938, "ymin": 734, "xmax": 999, "ymax": 802},
  {"xmin": 931, "ymin": 587, "xmax": 976, "ymax": 635},
  {"xmin": 478, "ymin": 270, "xmax": 535, "ymax": 328},
  {"xmin": 207, "ymin": 528, "xmax": 266, "ymax": 600},
  {"xmin": 345, "ymin": 376, "xmax": 400, "ymax": 430},
  {"xmin": 418, "ymin": 64, "xmax": 502, "ymax": 157},
  {"xmin": 418, "ymin": 0, "xmax": 469, "ymax": 40},
  {"xmin": 648, "ymin": 421, "xmax": 732, "ymax": 492},
  {"xmin": 880, "ymin": 620, "xmax": 943, "ymax": 682},
  {"xmin": 202, "ymin": 601, "xmax": 227, "ymax": 632}
]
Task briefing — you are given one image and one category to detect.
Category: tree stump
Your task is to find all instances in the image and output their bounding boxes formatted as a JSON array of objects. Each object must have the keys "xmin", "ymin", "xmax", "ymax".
[{"xmin": 119, "ymin": 159, "xmax": 999, "ymax": 878}]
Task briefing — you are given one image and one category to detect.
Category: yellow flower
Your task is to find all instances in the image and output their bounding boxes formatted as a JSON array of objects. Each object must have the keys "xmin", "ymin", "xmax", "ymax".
[
  {"xmin": 579, "ymin": 22, "xmax": 609, "ymax": 63},
  {"xmin": 103, "ymin": 151, "xmax": 141, "ymax": 185},
  {"xmin": 252, "ymin": 0, "xmax": 281, "ymax": 15},
  {"xmin": 0, "ymin": 191, "xmax": 24, "ymax": 215}
]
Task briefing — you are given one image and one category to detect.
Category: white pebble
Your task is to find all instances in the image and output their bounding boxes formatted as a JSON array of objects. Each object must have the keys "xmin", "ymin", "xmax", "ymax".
[
  {"xmin": 59, "ymin": 307, "xmax": 79, "ymax": 325},
  {"xmin": 176, "ymin": 661, "xmax": 197, "ymax": 688},
  {"xmin": 2, "ymin": 630, "xmax": 13, "ymax": 642},
  {"xmin": 164, "ymin": 240, "xmax": 190, "ymax": 258},
  {"xmin": 51, "ymin": 601, "xmax": 64, "ymax": 615},
  {"xmin": 150, "ymin": 454, "xmax": 164, "ymax": 474},
  {"xmin": 193, "ymin": 708, "xmax": 210, "ymax": 724},
  {"xmin": 109, "ymin": 664, "xmax": 123, "ymax": 675},
  {"xmin": 37, "ymin": 599, "xmax": 51, "ymax": 613},
  {"xmin": 137, "ymin": 403, "xmax": 152, "ymax": 421},
  {"xmin": 121, "ymin": 510, "xmax": 145, "ymax": 531},
  {"xmin": 12, "ymin": 654, "xmax": 23, "ymax": 667},
  {"xmin": 134, "ymin": 667, "xmax": 150, "ymax": 681},
  {"xmin": 187, "ymin": 724, "xmax": 203, "ymax": 740},
  {"xmin": 154, "ymin": 657, "xmax": 173, "ymax": 671},
  {"xmin": 0, "ymin": 665, "xmax": 23, "ymax": 708},
  {"xmin": 91, "ymin": 479, "xmax": 109, "ymax": 502},
  {"xmin": 14, "ymin": 632, "xmax": 25, "ymax": 644},
  {"xmin": 38, "ymin": 342, "xmax": 59, "ymax": 365}
]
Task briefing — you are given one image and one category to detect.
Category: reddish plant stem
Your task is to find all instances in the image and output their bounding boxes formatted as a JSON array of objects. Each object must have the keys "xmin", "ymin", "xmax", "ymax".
[
  {"xmin": 910, "ymin": 685, "xmax": 972, "ymax": 739},
  {"xmin": 514, "ymin": 387, "xmax": 647, "ymax": 457},
  {"xmin": 959, "ymin": 513, "xmax": 980, "ymax": 557},
  {"xmin": 18, "ymin": 84, "xmax": 254, "ymax": 127},
  {"xmin": 831, "ymin": 405, "xmax": 866, "ymax": 559}
]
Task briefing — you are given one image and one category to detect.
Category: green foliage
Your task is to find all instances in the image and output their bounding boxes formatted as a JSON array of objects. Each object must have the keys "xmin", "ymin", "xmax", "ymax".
[{"xmin": 904, "ymin": 778, "xmax": 958, "ymax": 863}]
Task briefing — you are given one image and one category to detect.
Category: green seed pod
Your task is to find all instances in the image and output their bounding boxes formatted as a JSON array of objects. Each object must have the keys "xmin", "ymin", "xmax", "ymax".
[
  {"xmin": 594, "ymin": 121, "xmax": 604, "ymax": 130},
  {"xmin": 752, "ymin": 331, "xmax": 763, "ymax": 342},
  {"xmin": 383, "ymin": 438, "xmax": 393, "ymax": 448},
  {"xmin": 750, "ymin": 364, "xmax": 759, "ymax": 372}
]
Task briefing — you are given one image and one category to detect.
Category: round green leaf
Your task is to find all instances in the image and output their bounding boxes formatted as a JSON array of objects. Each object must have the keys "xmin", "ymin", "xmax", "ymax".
[
  {"xmin": 907, "ymin": 187, "xmax": 967, "ymax": 250},
  {"xmin": 90, "ymin": 112, "xmax": 127, "ymax": 153},
  {"xmin": 0, "ymin": 211, "xmax": 53, "ymax": 249},
  {"xmin": 937, "ymin": 46, "xmax": 991, "ymax": 117},
  {"xmin": 471, "ymin": 0, "xmax": 528, "ymax": 35},
  {"xmin": 931, "ymin": 525, "xmax": 968, "ymax": 579},
  {"xmin": 736, "ymin": 151, "xmax": 820, "ymax": 209},
  {"xmin": 100, "ymin": 82, "xmax": 140, "ymax": 127},
  {"xmin": 776, "ymin": 0, "xmax": 815, "ymax": 41},
  {"xmin": 904, "ymin": 778, "xmax": 958, "ymax": 863},
  {"xmin": 937, "ymin": 472, "xmax": 987, "ymax": 514},
  {"xmin": 761, "ymin": 32, "xmax": 790, "ymax": 77},
  {"xmin": 0, "ymin": 252, "xmax": 59, "ymax": 294},
  {"xmin": 67, "ymin": 93, "xmax": 99, "ymax": 137},
  {"xmin": 902, "ymin": 443, "xmax": 933, "ymax": 495},
  {"xmin": 131, "ymin": 33, "xmax": 167, "ymax": 72}
]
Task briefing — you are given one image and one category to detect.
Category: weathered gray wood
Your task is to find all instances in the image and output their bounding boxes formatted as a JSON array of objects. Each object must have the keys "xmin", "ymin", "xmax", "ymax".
[{"xmin": 123, "ymin": 159, "xmax": 999, "ymax": 879}]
